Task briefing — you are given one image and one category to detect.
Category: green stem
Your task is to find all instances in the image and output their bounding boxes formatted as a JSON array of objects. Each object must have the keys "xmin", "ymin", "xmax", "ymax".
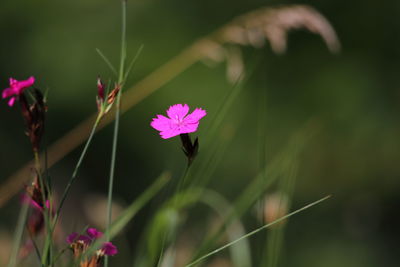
[
  {"xmin": 105, "ymin": 2, "xmax": 127, "ymax": 267},
  {"xmin": 33, "ymin": 151, "xmax": 53, "ymax": 267},
  {"xmin": 118, "ymin": 0, "xmax": 127, "ymax": 84},
  {"xmin": 53, "ymin": 115, "xmax": 101, "ymax": 228},
  {"xmin": 104, "ymin": 96, "xmax": 120, "ymax": 266},
  {"xmin": 156, "ymin": 165, "xmax": 191, "ymax": 265},
  {"xmin": 175, "ymin": 165, "xmax": 191, "ymax": 199}
]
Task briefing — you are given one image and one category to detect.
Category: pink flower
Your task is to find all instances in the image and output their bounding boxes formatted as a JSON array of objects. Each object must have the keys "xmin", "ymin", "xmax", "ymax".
[
  {"xmin": 66, "ymin": 232, "xmax": 91, "ymax": 245},
  {"xmin": 150, "ymin": 104, "xmax": 207, "ymax": 139},
  {"xmin": 87, "ymin": 227, "xmax": 103, "ymax": 239},
  {"xmin": 101, "ymin": 242, "xmax": 118, "ymax": 256},
  {"xmin": 66, "ymin": 228, "xmax": 102, "ymax": 245},
  {"xmin": 66, "ymin": 227, "xmax": 118, "ymax": 257},
  {"xmin": 2, "ymin": 76, "xmax": 35, "ymax": 106}
]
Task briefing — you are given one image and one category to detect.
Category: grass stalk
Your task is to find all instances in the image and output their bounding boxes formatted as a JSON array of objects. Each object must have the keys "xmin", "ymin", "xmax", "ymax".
[
  {"xmin": 53, "ymin": 115, "xmax": 102, "ymax": 228},
  {"xmin": 185, "ymin": 195, "xmax": 331, "ymax": 267},
  {"xmin": 105, "ymin": 1, "xmax": 127, "ymax": 266},
  {"xmin": 7, "ymin": 201, "xmax": 29, "ymax": 267},
  {"xmin": 32, "ymin": 151, "xmax": 53, "ymax": 267}
]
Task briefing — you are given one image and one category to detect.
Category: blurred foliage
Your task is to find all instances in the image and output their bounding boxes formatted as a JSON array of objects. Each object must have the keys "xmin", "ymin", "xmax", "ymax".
[{"xmin": 1, "ymin": 0, "xmax": 400, "ymax": 266}]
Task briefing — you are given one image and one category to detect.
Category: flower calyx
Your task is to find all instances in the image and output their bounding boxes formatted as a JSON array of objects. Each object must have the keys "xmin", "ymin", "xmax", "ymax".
[{"xmin": 96, "ymin": 77, "xmax": 121, "ymax": 117}]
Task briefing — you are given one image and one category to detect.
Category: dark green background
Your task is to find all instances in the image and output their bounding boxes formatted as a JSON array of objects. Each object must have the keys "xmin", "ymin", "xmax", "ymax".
[{"xmin": 0, "ymin": 0, "xmax": 399, "ymax": 266}]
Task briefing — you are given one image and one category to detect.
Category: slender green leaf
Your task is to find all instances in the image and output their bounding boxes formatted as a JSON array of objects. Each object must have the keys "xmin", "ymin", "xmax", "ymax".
[
  {"xmin": 96, "ymin": 48, "xmax": 118, "ymax": 76},
  {"xmin": 185, "ymin": 195, "xmax": 331, "ymax": 267},
  {"xmin": 7, "ymin": 203, "xmax": 29, "ymax": 267}
]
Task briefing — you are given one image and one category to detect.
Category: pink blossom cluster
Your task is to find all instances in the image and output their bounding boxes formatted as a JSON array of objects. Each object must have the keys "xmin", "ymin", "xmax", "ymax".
[
  {"xmin": 67, "ymin": 228, "xmax": 118, "ymax": 256},
  {"xmin": 66, "ymin": 228, "xmax": 118, "ymax": 256}
]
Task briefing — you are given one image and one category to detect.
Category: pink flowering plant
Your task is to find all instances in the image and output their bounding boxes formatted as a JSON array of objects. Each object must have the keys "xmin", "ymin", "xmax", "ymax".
[
  {"xmin": 150, "ymin": 103, "xmax": 207, "ymax": 139},
  {"xmin": 1, "ymin": 1, "xmax": 337, "ymax": 267},
  {"xmin": 2, "ymin": 76, "xmax": 35, "ymax": 106},
  {"xmin": 67, "ymin": 228, "xmax": 118, "ymax": 266},
  {"xmin": 151, "ymin": 104, "xmax": 206, "ymax": 165}
]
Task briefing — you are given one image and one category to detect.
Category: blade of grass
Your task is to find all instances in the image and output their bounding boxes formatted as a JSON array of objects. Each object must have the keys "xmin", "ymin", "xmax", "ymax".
[
  {"xmin": 52, "ymin": 115, "xmax": 102, "ymax": 228},
  {"xmin": 96, "ymin": 48, "xmax": 118, "ymax": 77},
  {"xmin": 263, "ymin": 160, "xmax": 299, "ymax": 267},
  {"xmin": 105, "ymin": 1, "xmax": 127, "ymax": 267},
  {"xmin": 7, "ymin": 202, "xmax": 29, "ymax": 267},
  {"xmin": 198, "ymin": 189, "xmax": 252, "ymax": 267},
  {"xmin": 26, "ymin": 226, "xmax": 42, "ymax": 264},
  {"xmin": 185, "ymin": 195, "xmax": 332, "ymax": 267},
  {"xmin": 123, "ymin": 44, "xmax": 144, "ymax": 82}
]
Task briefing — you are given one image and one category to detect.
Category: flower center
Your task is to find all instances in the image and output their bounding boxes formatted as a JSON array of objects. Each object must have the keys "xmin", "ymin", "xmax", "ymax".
[{"xmin": 173, "ymin": 115, "xmax": 184, "ymax": 125}]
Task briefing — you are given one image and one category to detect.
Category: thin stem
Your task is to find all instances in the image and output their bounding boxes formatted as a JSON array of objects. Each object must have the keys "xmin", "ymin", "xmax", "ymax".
[
  {"xmin": 53, "ymin": 115, "xmax": 101, "ymax": 228},
  {"xmin": 118, "ymin": 0, "xmax": 127, "ymax": 83},
  {"xmin": 175, "ymin": 165, "xmax": 191, "ymax": 202},
  {"xmin": 156, "ymin": 165, "xmax": 190, "ymax": 265},
  {"xmin": 96, "ymin": 48, "xmax": 118, "ymax": 76},
  {"xmin": 105, "ymin": 97, "xmax": 120, "ymax": 233},
  {"xmin": 33, "ymin": 151, "xmax": 52, "ymax": 267},
  {"xmin": 105, "ymin": 1, "xmax": 127, "ymax": 266},
  {"xmin": 26, "ymin": 225, "xmax": 42, "ymax": 263}
]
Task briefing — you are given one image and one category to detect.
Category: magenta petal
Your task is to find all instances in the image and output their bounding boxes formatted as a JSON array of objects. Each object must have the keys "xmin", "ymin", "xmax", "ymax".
[
  {"xmin": 66, "ymin": 232, "xmax": 92, "ymax": 245},
  {"xmin": 29, "ymin": 199, "xmax": 43, "ymax": 211},
  {"xmin": 7, "ymin": 97, "xmax": 16, "ymax": 106},
  {"xmin": 17, "ymin": 76, "xmax": 35, "ymax": 90},
  {"xmin": 102, "ymin": 242, "xmax": 118, "ymax": 256},
  {"xmin": 87, "ymin": 228, "xmax": 103, "ymax": 239},
  {"xmin": 66, "ymin": 233, "xmax": 79, "ymax": 244},
  {"xmin": 20, "ymin": 194, "xmax": 42, "ymax": 210},
  {"xmin": 44, "ymin": 200, "xmax": 50, "ymax": 209},
  {"xmin": 184, "ymin": 108, "xmax": 207, "ymax": 124},
  {"xmin": 150, "ymin": 115, "xmax": 172, "ymax": 132},
  {"xmin": 9, "ymin": 78, "xmax": 17, "ymax": 85},
  {"xmin": 166, "ymin": 104, "xmax": 189, "ymax": 120},
  {"xmin": 2, "ymin": 88, "xmax": 14, "ymax": 98},
  {"xmin": 79, "ymin": 235, "xmax": 92, "ymax": 244},
  {"xmin": 160, "ymin": 128, "xmax": 181, "ymax": 139},
  {"xmin": 3, "ymin": 76, "xmax": 35, "ymax": 107},
  {"xmin": 178, "ymin": 122, "xmax": 200, "ymax": 134}
]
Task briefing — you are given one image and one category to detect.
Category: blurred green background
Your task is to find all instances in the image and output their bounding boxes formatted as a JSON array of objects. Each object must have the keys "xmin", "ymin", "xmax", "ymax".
[{"xmin": 0, "ymin": 0, "xmax": 399, "ymax": 266}]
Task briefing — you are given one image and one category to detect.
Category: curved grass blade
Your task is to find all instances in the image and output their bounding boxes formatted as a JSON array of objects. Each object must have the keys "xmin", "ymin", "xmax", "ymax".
[
  {"xmin": 7, "ymin": 203, "xmax": 29, "ymax": 267},
  {"xmin": 185, "ymin": 195, "xmax": 331, "ymax": 267},
  {"xmin": 96, "ymin": 48, "xmax": 118, "ymax": 76}
]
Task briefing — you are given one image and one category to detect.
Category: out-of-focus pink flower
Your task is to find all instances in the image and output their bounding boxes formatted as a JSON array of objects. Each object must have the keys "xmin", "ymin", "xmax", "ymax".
[
  {"xmin": 21, "ymin": 194, "xmax": 50, "ymax": 211},
  {"xmin": 101, "ymin": 242, "xmax": 118, "ymax": 256},
  {"xmin": 2, "ymin": 76, "xmax": 35, "ymax": 106},
  {"xmin": 66, "ymin": 227, "xmax": 118, "ymax": 260},
  {"xmin": 66, "ymin": 232, "xmax": 91, "ymax": 245},
  {"xmin": 87, "ymin": 228, "xmax": 103, "ymax": 239},
  {"xmin": 150, "ymin": 104, "xmax": 207, "ymax": 139}
]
